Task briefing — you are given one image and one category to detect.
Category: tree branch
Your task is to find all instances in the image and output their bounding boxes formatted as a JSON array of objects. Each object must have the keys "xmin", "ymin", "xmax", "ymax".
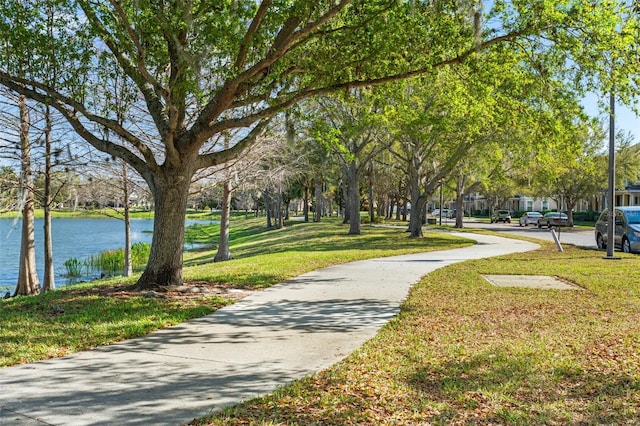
[
  {"xmin": 235, "ymin": 0, "xmax": 273, "ymax": 70},
  {"xmin": 236, "ymin": 0, "xmax": 351, "ymax": 84},
  {"xmin": 191, "ymin": 1, "xmax": 351, "ymax": 145},
  {"xmin": 0, "ymin": 70, "xmax": 157, "ymax": 183},
  {"xmin": 201, "ymin": 24, "xmax": 537, "ymax": 147},
  {"xmin": 196, "ymin": 118, "xmax": 271, "ymax": 170},
  {"xmin": 77, "ymin": 0, "xmax": 170, "ymax": 139},
  {"xmin": 108, "ymin": 0, "xmax": 167, "ymax": 103}
]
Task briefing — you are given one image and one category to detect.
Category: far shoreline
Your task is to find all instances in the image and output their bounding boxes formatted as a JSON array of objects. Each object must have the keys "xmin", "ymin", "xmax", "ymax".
[{"xmin": 0, "ymin": 208, "xmax": 224, "ymax": 220}]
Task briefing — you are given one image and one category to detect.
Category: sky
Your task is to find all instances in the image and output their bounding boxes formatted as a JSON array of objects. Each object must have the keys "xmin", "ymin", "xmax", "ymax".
[
  {"xmin": 480, "ymin": 0, "xmax": 640, "ymax": 145},
  {"xmin": 582, "ymin": 92, "xmax": 640, "ymax": 144}
]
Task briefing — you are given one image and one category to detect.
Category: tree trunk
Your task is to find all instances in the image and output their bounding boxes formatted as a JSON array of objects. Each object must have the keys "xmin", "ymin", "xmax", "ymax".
[
  {"xmin": 407, "ymin": 159, "xmax": 425, "ymax": 238},
  {"xmin": 15, "ymin": 94, "xmax": 40, "ymax": 296},
  {"xmin": 345, "ymin": 162, "xmax": 361, "ymax": 235},
  {"xmin": 264, "ymin": 189, "xmax": 273, "ymax": 228},
  {"xmin": 43, "ymin": 202, "xmax": 54, "ymax": 291},
  {"xmin": 454, "ymin": 195, "xmax": 464, "ymax": 228},
  {"xmin": 566, "ymin": 200, "xmax": 575, "ymax": 227},
  {"xmin": 214, "ymin": 178, "xmax": 233, "ymax": 262},
  {"xmin": 402, "ymin": 198, "xmax": 408, "ymax": 222},
  {"xmin": 408, "ymin": 196, "xmax": 427, "ymax": 238},
  {"xmin": 393, "ymin": 196, "xmax": 399, "ymax": 220},
  {"xmin": 123, "ymin": 162, "xmax": 133, "ymax": 277},
  {"xmin": 303, "ymin": 185, "xmax": 309, "ymax": 222},
  {"xmin": 342, "ymin": 179, "xmax": 350, "ymax": 224},
  {"xmin": 124, "ymin": 201, "xmax": 132, "ymax": 276},
  {"xmin": 276, "ymin": 181, "xmax": 283, "ymax": 229},
  {"xmin": 43, "ymin": 106, "xmax": 55, "ymax": 291},
  {"xmin": 284, "ymin": 198, "xmax": 291, "ymax": 220},
  {"xmin": 454, "ymin": 174, "xmax": 465, "ymax": 229},
  {"xmin": 16, "ymin": 200, "xmax": 40, "ymax": 296},
  {"xmin": 134, "ymin": 174, "xmax": 190, "ymax": 290},
  {"xmin": 314, "ymin": 175, "xmax": 322, "ymax": 223},
  {"xmin": 368, "ymin": 165, "xmax": 374, "ymax": 225}
]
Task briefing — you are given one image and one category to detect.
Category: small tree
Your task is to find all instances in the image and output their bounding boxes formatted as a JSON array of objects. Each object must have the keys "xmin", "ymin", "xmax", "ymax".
[{"xmin": 312, "ymin": 90, "xmax": 387, "ymax": 234}]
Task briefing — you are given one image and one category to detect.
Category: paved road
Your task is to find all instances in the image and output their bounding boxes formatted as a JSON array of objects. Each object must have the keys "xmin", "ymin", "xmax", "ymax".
[
  {"xmin": 0, "ymin": 233, "xmax": 538, "ymax": 426},
  {"xmin": 463, "ymin": 221, "xmax": 597, "ymax": 250}
]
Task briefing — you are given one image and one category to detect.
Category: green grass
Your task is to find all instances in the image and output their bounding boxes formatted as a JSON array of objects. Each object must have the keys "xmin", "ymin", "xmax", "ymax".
[
  {"xmin": 1, "ymin": 286, "xmax": 230, "ymax": 366},
  {"xmin": 183, "ymin": 219, "xmax": 471, "ymax": 288},
  {"xmin": 194, "ymin": 242, "xmax": 640, "ymax": 425},
  {"xmin": 0, "ymin": 217, "xmax": 472, "ymax": 367},
  {"xmin": 7, "ymin": 215, "xmax": 638, "ymax": 424}
]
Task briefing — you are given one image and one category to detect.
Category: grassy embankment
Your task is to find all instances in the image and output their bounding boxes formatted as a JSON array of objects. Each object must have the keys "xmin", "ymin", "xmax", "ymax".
[
  {"xmin": 193, "ymin": 235, "xmax": 640, "ymax": 425},
  {"xmin": 0, "ymin": 216, "xmax": 471, "ymax": 367}
]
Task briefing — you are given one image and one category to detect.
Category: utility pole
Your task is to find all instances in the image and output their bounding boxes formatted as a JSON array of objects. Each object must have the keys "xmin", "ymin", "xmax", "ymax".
[
  {"xmin": 605, "ymin": 91, "xmax": 618, "ymax": 259},
  {"xmin": 439, "ymin": 180, "xmax": 443, "ymax": 225}
]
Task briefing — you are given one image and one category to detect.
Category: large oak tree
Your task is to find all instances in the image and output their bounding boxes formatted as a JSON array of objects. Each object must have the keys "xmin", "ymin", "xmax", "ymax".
[{"xmin": 0, "ymin": 1, "xmax": 636, "ymax": 289}]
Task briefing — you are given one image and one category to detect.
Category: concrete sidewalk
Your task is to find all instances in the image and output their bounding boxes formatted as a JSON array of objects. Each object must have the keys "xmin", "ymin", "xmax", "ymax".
[{"xmin": 0, "ymin": 233, "xmax": 538, "ymax": 426}]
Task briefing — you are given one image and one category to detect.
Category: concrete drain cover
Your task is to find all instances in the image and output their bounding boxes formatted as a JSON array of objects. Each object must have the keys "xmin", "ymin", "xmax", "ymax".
[{"xmin": 482, "ymin": 275, "xmax": 581, "ymax": 290}]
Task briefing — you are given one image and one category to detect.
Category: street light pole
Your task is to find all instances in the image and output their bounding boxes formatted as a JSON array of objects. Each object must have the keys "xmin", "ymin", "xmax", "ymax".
[
  {"xmin": 439, "ymin": 180, "xmax": 443, "ymax": 225},
  {"xmin": 606, "ymin": 91, "xmax": 618, "ymax": 259}
]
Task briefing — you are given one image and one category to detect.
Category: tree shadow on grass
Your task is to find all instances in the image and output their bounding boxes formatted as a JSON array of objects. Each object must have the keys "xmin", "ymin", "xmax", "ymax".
[
  {"xmin": 407, "ymin": 350, "xmax": 640, "ymax": 424},
  {"xmin": 0, "ymin": 294, "xmax": 401, "ymax": 425}
]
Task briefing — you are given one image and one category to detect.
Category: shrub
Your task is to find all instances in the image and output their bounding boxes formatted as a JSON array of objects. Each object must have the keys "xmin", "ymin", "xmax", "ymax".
[
  {"xmin": 63, "ymin": 258, "xmax": 83, "ymax": 278},
  {"xmin": 360, "ymin": 214, "xmax": 385, "ymax": 224},
  {"xmin": 131, "ymin": 242, "xmax": 150, "ymax": 268},
  {"xmin": 63, "ymin": 242, "xmax": 151, "ymax": 280},
  {"xmin": 100, "ymin": 249, "xmax": 124, "ymax": 275},
  {"xmin": 573, "ymin": 210, "xmax": 600, "ymax": 222}
]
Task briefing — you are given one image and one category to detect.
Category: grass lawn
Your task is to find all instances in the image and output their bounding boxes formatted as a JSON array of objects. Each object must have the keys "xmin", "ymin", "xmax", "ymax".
[
  {"xmin": 0, "ymin": 217, "xmax": 471, "ymax": 367},
  {"xmin": 195, "ymin": 242, "xmax": 640, "ymax": 425},
  {"xmin": 4, "ymin": 215, "xmax": 639, "ymax": 424}
]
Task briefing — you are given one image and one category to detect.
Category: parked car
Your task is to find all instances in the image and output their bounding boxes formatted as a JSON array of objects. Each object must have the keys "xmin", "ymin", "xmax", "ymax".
[
  {"xmin": 518, "ymin": 211, "xmax": 543, "ymax": 227},
  {"xmin": 432, "ymin": 208, "xmax": 450, "ymax": 218},
  {"xmin": 537, "ymin": 212, "xmax": 569, "ymax": 228},
  {"xmin": 490, "ymin": 209, "xmax": 511, "ymax": 223},
  {"xmin": 594, "ymin": 207, "xmax": 640, "ymax": 253}
]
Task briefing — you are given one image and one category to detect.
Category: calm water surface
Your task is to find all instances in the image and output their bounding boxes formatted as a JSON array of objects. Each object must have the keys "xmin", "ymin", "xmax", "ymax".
[{"xmin": 0, "ymin": 217, "xmax": 215, "ymax": 294}]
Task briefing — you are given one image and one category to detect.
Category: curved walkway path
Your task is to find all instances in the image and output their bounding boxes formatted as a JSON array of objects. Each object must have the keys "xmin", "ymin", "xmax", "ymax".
[{"xmin": 0, "ymin": 233, "xmax": 538, "ymax": 426}]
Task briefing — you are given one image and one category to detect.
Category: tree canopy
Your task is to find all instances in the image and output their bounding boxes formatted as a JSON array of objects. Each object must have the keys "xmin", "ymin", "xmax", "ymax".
[{"xmin": 0, "ymin": 0, "xmax": 638, "ymax": 288}]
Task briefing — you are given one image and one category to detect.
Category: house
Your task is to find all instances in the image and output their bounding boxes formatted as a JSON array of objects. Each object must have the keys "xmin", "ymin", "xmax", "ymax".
[
  {"xmin": 614, "ymin": 184, "xmax": 640, "ymax": 206},
  {"xmin": 509, "ymin": 196, "xmax": 559, "ymax": 213}
]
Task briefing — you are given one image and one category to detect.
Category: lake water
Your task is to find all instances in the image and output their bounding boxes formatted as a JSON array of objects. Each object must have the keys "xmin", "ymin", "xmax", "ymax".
[{"xmin": 0, "ymin": 217, "xmax": 216, "ymax": 294}]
